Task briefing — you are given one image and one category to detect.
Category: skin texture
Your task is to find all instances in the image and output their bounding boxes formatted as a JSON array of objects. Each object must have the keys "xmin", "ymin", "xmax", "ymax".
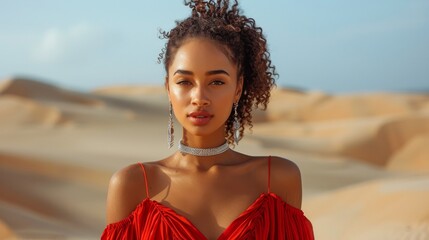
[{"xmin": 106, "ymin": 38, "xmax": 303, "ymax": 240}]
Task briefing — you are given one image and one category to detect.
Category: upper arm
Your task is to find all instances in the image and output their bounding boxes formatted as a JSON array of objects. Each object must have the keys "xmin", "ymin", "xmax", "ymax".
[
  {"xmin": 106, "ymin": 164, "xmax": 146, "ymax": 224},
  {"xmin": 270, "ymin": 156, "xmax": 303, "ymax": 209}
]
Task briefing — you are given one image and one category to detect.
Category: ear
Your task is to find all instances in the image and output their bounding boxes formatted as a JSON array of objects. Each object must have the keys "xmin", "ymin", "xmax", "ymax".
[
  {"xmin": 234, "ymin": 76, "xmax": 244, "ymax": 103},
  {"xmin": 165, "ymin": 76, "xmax": 171, "ymax": 101}
]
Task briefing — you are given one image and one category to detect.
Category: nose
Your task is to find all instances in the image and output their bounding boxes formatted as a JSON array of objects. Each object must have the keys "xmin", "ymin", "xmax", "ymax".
[{"xmin": 191, "ymin": 85, "xmax": 210, "ymax": 107}]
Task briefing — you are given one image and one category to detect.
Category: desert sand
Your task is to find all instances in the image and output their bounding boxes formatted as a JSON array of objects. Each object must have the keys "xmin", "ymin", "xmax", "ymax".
[{"xmin": 0, "ymin": 77, "xmax": 428, "ymax": 239}]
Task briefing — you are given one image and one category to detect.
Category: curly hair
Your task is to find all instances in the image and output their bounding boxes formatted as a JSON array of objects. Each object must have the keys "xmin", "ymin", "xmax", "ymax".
[{"xmin": 159, "ymin": 0, "xmax": 277, "ymax": 145}]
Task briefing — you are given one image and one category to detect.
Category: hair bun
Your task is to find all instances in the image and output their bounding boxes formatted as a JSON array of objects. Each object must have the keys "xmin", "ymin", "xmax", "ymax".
[{"xmin": 195, "ymin": 2, "xmax": 206, "ymax": 13}]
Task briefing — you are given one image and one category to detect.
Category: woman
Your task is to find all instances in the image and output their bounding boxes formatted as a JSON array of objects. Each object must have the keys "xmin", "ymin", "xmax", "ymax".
[{"xmin": 102, "ymin": 0, "xmax": 314, "ymax": 239}]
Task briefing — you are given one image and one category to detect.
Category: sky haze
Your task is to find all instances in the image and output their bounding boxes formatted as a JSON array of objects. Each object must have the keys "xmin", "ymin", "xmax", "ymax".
[{"xmin": 1, "ymin": 0, "xmax": 428, "ymax": 93}]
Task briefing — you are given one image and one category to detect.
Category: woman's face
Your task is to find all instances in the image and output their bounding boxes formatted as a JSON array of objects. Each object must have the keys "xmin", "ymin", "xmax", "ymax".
[{"xmin": 167, "ymin": 37, "xmax": 242, "ymax": 139}]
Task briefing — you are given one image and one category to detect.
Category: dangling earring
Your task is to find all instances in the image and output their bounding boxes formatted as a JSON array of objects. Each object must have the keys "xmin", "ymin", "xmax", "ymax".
[
  {"xmin": 168, "ymin": 102, "xmax": 174, "ymax": 149},
  {"xmin": 233, "ymin": 103, "xmax": 240, "ymax": 145}
]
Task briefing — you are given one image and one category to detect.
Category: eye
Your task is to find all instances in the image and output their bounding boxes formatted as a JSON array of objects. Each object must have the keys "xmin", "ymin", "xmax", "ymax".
[
  {"xmin": 176, "ymin": 80, "xmax": 192, "ymax": 85},
  {"xmin": 211, "ymin": 80, "xmax": 225, "ymax": 85}
]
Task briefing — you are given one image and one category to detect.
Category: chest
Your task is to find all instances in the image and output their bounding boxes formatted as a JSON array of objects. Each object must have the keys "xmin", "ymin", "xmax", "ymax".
[
  {"xmin": 144, "ymin": 193, "xmax": 273, "ymax": 240},
  {"xmin": 150, "ymin": 169, "xmax": 266, "ymax": 238}
]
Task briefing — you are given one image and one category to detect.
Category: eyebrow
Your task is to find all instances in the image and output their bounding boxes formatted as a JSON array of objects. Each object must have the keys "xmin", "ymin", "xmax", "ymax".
[
  {"xmin": 173, "ymin": 69, "xmax": 230, "ymax": 76},
  {"xmin": 207, "ymin": 69, "xmax": 230, "ymax": 76}
]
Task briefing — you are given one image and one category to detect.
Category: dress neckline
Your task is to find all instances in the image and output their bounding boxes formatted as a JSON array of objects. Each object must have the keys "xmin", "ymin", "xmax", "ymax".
[
  {"xmin": 151, "ymin": 192, "xmax": 268, "ymax": 240},
  {"xmin": 107, "ymin": 192, "xmax": 303, "ymax": 240}
]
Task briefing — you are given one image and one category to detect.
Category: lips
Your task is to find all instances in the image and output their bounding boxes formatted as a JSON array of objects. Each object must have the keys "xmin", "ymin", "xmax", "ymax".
[{"xmin": 187, "ymin": 111, "xmax": 213, "ymax": 126}]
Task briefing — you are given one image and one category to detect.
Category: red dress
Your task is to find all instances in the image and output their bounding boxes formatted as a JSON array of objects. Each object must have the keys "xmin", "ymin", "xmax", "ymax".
[{"xmin": 101, "ymin": 157, "xmax": 314, "ymax": 239}]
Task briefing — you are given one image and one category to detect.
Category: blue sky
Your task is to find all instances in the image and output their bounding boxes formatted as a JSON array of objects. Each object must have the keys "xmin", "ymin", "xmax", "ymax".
[{"xmin": 1, "ymin": 0, "xmax": 428, "ymax": 93}]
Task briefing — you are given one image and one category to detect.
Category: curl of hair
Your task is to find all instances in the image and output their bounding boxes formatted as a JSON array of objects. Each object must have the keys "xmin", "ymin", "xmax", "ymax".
[{"xmin": 159, "ymin": 0, "xmax": 278, "ymax": 145}]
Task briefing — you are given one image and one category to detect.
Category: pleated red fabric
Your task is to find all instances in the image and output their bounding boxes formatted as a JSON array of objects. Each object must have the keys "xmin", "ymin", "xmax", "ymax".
[{"xmin": 101, "ymin": 157, "xmax": 314, "ymax": 240}]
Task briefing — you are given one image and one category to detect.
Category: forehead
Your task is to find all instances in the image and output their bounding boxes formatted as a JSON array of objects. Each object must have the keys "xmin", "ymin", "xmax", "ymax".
[{"xmin": 169, "ymin": 38, "xmax": 237, "ymax": 74}]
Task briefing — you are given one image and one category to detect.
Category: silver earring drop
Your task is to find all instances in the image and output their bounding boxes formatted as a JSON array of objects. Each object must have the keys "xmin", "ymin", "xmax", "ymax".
[
  {"xmin": 168, "ymin": 102, "xmax": 174, "ymax": 149},
  {"xmin": 233, "ymin": 103, "xmax": 240, "ymax": 145}
]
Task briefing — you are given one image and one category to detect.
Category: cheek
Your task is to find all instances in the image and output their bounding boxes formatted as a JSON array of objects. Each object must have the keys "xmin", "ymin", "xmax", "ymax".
[
  {"xmin": 215, "ymin": 88, "xmax": 236, "ymax": 103},
  {"xmin": 168, "ymin": 86, "xmax": 189, "ymax": 118},
  {"xmin": 170, "ymin": 87, "xmax": 182, "ymax": 100},
  {"xmin": 214, "ymin": 92, "xmax": 235, "ymax": 114},
  {"xmin": 169, "ymin": 84, "xmax": 187, "ymax": 102}
]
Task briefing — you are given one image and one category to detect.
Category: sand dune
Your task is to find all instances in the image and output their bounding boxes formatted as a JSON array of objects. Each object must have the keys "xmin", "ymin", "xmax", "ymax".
[
  {"xmin": 0, "ymin": 78, "xmax": 101, "ymax": 106},
  {"xmin": 93, "ymin": 85, "xmax": 166, "ymax": 96},
  {"xmin": 0, "ymin": 77, "xmax": 428, "ymax": 239},
  {"xmin": 251, "ymin": 114, "xmax": 429, "ymax": 167},
  {"xmin": 267, "ymin": 89, "xmax": 429, "ymax": 122},
  {"xmin": 0, "ymin": 78, "xmax": 170, "ymax": 128},
  {"xmin": 0, "ymin": 219, "xmax": 17, "ymax": 240},
  {"xmin": 265, "ymin": 89, "xmax": 331, "ymax": 121},
  {"xmin": 300, "ymin": 93, "xmax": 427, "ymax": 121},
  {"xmin": 257, "ymin": 89, "xmax": 429, "ymax": 167},
  {"xmin": 0, "ymin": 152, "xmax": 110, "ymax": 239},
  {"xmin": 387, "ymin": 136, "xmax": 429, "ymax": 173},
  {"xmin": 305, "ymin": 176, "xmax": 429, "ymax": 240},
  {"xmin": 0, "ymin": 95, "xmax": 68, "ymax": 127}
]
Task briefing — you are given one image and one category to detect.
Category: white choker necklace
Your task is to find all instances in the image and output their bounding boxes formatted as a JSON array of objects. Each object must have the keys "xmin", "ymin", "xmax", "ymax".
[{"xmin": 178, "ymin": 140, "xmax": 229, "ymax": 156}]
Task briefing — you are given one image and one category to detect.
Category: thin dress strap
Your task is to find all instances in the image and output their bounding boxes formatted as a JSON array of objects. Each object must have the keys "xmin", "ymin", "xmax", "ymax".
[
  {"xmin": 138, "ymin": 162, "xmax": 150, "ymax": 198},
  {"xmin": 268, "ymin": 156, "xmax": 271, "ymax": 193}
]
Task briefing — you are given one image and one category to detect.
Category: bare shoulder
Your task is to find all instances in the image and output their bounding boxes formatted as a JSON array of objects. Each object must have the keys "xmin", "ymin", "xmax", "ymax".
[
  {"xmin": 106, "ymin": 163, "xmax": 147, "ymax": 224},
  {"xmin": 269, "ymin": 156, "xmax": 303, "ymax": 209}
]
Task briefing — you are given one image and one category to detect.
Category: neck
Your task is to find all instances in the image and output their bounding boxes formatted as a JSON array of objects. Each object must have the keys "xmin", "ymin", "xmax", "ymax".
[
  {"xmin": 172, "ymin": 149, "xmax": 236, "ymax": 171},
  {"xmin": 181, "ymin": 129, "xmax": 227, "ymax": 149},
  {"xmin": 174, "ymin": 129, "xmax": 234, "ymax": 170}
]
